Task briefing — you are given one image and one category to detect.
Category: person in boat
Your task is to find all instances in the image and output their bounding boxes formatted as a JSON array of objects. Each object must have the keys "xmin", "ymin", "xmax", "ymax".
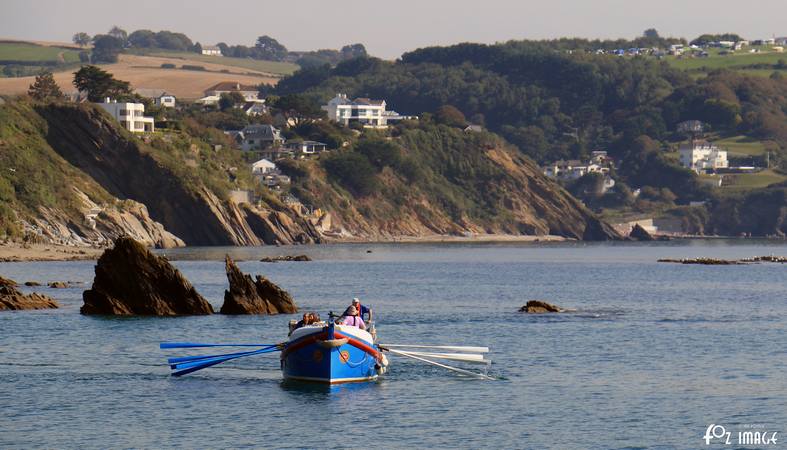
[
  {"xmin": 292, "ymin": 312, "xmax": 314, "ymax": 331},
  {"xmin": 340, "ymin": 305, "xmax": 366, "ymax": 330},
  {"xmin": 343, "ymin": 297, "xmax": 372, "ymax": 323}
]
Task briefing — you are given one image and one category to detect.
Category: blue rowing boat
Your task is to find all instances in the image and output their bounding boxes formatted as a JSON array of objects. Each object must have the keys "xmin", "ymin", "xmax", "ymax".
[{"xmin": 281, "ymin": 321, "xmax": 387, "ymax": 384}]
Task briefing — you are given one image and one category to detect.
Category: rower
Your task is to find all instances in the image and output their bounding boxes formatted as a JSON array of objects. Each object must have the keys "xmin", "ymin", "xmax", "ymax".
[
  {"xmin": 346, "ymin": 297, "xmax": 372, "ymax": 322},
  {"xmin": 340, "ymin": 305, "xmax": 366, "ymax": 330}
]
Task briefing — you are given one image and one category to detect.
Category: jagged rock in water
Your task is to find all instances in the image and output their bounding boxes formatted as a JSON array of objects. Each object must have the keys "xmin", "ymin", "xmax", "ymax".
[
  {"xmin": 24, "ymin": 281, "xmax": 41, "ymax": 286},
  {"xmin": 259, "ymin": 255, "xmax": 312, "ymax": 262},
  {"xmin": 81, "ymin": 237, "xmax": 213, "ymax": 315},
  {"xmin": 48, "ymin": 281, "xmax": 68, "ymax": 289},
  {"xmin": 629, "ymin": 224, "xmax": 654, "ymax": 241},
  {"xmin": 519, "ymin": 300, "xmax": 564, "ymax": 314},
  {"xmin": 0, "ymin": 276, "xmax": 59, "ymax": 311},
  {"xmin": 220, "ymin": 255, "xmax": 298, "ymax": 315}
]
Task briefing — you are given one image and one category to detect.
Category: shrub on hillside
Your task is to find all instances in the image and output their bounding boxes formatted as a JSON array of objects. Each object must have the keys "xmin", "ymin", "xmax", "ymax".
[{"xmin": 322, "ymin": 151, "xmax": 379, "ymax": 196}]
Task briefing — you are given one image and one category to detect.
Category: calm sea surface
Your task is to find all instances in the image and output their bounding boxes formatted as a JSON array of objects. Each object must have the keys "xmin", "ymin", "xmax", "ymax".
[{"xmin": 1, "ymin": 240, "xmax": 786, "ymax": 449}]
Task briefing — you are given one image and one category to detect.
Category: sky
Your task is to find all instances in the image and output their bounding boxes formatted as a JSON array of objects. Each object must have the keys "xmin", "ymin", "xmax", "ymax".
[{"xmin": 2, "ymin": 0, "xmax": 785, "ymax": 59}]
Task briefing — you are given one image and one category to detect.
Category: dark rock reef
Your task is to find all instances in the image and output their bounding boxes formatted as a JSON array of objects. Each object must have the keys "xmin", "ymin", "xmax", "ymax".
[
  {"xmin": 259, "ymin": 255, "xmax": 312, "ymax": 263},
  {"xmin": 0, "ymin": 276, "xmax": 59, "ymax": 311},
  {"xmin": 220, "ymin": 255, "xmax": 298, "ymax": 315},
  {"xmin": 519, "ymin": 300, "xmax": 564, "ymax": 313},
  {"xmin": 81, "ymin": 237, "xmax": 214, "ymax": 315}
]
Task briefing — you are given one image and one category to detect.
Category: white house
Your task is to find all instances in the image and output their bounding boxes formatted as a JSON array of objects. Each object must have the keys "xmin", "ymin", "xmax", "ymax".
[
  {"xmin": 323, "ymin": 94, "xmax": 387, "ymax": 128},
  {"xmin": 251, "ymin": 158, "xmax": 277, "ymax": 175},
  {"xmin": 285, "ymin": 140, "xmax": 327, "ymax": 155},
  {"xmin": 196, "ymin": 82, "xmax": 261, "ymax": 105},
  {"xmin": 156, "ymin": 93, "xmax": 176, "ymax": 108},
  {"xmin": 98, "ymin": 99, "xmax": 155, "ymax": 133},
  {"xmin": 201, "ymin": 45, "xmax": 222, "ymax": 56},
  {"xmin": 679, "ymin": 140, "xmax": 728, "ymax": 173},
  {"xmin": 134, "ymin": 89, "xmax": 176, "ymax": 108},
  {"xmin": 322, "ymin": 93, "xmax": 413, "ymax": 128},
  {"xmin": 241, "ymin": 101, "xmax": 267, "ymax": 116}
]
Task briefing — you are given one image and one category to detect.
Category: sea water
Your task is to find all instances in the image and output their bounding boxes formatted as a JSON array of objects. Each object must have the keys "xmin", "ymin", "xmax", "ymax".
[{"xmin": 1, "ymin": 241, "xmax": 786, "ymax": 449}]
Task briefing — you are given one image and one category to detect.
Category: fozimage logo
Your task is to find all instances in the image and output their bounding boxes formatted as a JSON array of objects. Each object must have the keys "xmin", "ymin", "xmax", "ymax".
[{"xmin": 703, "ymin": 424, "xmax": 779, "ymax": 446}]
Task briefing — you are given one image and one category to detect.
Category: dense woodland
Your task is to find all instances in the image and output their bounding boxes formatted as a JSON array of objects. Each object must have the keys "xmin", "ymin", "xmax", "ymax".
[{"xmin": 269, "ymin": 39, "xmax": 787, "ymax": 236}]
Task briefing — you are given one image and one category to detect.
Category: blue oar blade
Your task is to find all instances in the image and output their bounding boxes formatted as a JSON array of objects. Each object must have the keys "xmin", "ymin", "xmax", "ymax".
[
  {"xmin": 160, "ymin": 342, "xmax": 275, "ymax": 349},
  {"xmin": 171, "ymin": 358, "xmax": 228, "ymax": 377},
  {"xmin": 167, "ymin": 346, "xmax": 277, "ymax": 365},
  {"xmin": 168, "ymin": 347, "xmax": 279, "ymax": 375}
]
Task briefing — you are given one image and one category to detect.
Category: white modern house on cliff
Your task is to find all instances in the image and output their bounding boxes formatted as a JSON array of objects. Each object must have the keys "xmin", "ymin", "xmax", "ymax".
[
  {"xmin": 322, "ymin": 94, "xmax": 415, "ymax": 128},
  {"xmin": 679, "ymin": 140, "xmax": 728, "ymax": 173},
  {"xmin": 98, "ymin": 99, "xmax": 155, "ymax": 133}
]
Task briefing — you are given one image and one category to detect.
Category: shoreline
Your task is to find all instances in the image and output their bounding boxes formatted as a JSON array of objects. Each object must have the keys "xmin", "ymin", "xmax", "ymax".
[
  {"xmin": 0, "ymin": 243, "xmax": 103, "ymax": 262},
  {"xmin": 1, "ymin": 233, "xmax": 784, "ymax": 262}
]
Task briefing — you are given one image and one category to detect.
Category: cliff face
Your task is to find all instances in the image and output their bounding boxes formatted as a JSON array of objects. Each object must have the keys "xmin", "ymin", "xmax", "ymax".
[
  {"xmin": 0, "ymin": 101, "xmax": 183, "ymax": 248},
  {"xmin": 288, "ymin": 128, "xmax": 621, "ymax": 241},
  {"xmin": 2, "ymin": 100, "xmax": 617, "ymax": 247},
  {"xmin": 33, "ymin": 104, "xmax": 321, "ymax": 246}
]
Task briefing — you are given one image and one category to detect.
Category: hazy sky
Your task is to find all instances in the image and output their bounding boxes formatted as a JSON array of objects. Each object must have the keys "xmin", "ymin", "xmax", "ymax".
[{"xmin": 2, "ymin": 0, "xmax": 785, "ymax": 59}]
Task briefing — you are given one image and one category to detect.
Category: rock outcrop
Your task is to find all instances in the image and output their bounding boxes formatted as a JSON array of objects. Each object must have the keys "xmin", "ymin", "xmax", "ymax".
[
  {"xmin": 259, "ymin": 255, "xmax": 312, "ymax": 262},
  {"xmin": 0, "ymin": 276, "xmax": 59, "ymax": 311},
  {"xmin": 519, "ymin": 300, "xmax": 564, "ymax": 313},
  {"xmin": 81, "ymin": 237, "xmax": 213, "ymax": 315},
  {"xmin": 220, "ymin": 255, "xmax": 298, "ymax": 315},
  {"xmin": 629, "ymin": 224, "xmax": 655, "ymax": 241}
]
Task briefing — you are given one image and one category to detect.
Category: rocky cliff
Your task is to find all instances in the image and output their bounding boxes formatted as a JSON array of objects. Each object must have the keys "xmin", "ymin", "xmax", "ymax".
[{"xmin": 285, "ymin": 127, "xmax": 621, "ymax": 241}]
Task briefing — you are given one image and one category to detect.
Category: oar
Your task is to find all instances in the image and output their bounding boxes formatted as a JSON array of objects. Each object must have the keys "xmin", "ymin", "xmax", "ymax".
[
  {"xmin": 381, "ymin": 344, "xmax": 489, "ymax": 353},
  {"xmin": 384, "ymin": 348, "xmax": 495, "ymax": 380},
  {"xmin": 170, "ymin": 346, "xmax": 279, "ymax": 377},
  {"xmin": 398, "ymin": 351, "xmax": 490, "ymax": 365},
  {"xmin": 160, "ymin": 342, "xmax": 276, "ymax": 349},
  {"xmin": 170, "ymin": 347, "xmax": 279, "ymax": 371},
  {"xmin": 168, "ymin": 345, "xmax": 278, "ymax": 365}
]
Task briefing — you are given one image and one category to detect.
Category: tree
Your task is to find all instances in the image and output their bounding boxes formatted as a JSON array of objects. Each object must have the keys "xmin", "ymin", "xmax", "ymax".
[
  {"xmin": 91, "ymin": 34, "xmax": 124, "ymax": 63},
  {"xmin": 128, "ymin": 29, "xmax": 157, "ymax": 48},
  {"xmin": 72, "ymin": 32, "xmax": 91, "ymax": 48},
  {"xmin": 218, "ymin": 91, "xmax": 244, "ymax": 111},
  {"xmin": 108, "ymin": 26, "xmax": 128, "ymax": 46},
  {"xmin": 273, "ymin": 94, "xmax": 325, "ymax": 125},
  {"xmin": 643, "ymin": 28, "xmax": 660, "ymax": 39},
  {"xmin": 73, "ymin": 65, "xmax": 132, "ymax": 102},
  {"xmin": 435, "ymin": 105, "xmax": 467, "ymax": 127},
  {"xmin": 340, "ymin": 44, "xmax": 368, "ymax": 60},
  {"xmin": 28, "ymin": 71, "xmax": 63, "ymax": 100},
  {"xmin": 254, "ymin": 35, "xmax": 288, "ymax": 61}
]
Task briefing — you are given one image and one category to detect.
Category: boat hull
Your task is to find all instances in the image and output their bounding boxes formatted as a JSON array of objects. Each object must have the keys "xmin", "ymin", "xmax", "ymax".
[{"xmin": 281, "ymin": 324, "xmax": 381, "ymax": 384}]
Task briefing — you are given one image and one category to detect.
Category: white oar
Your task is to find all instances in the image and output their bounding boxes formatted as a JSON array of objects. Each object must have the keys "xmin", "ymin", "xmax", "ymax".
[
  {"xmin": 382, "ymin": 344, "xmax": 489, "ymax": 353},
  {"xmin": 401, "ymin": 351, "xmax": 490, "ymax": 365},
  {"xmin": 385, "ymin": 348, "xmax": 495, "ymax": 380}
]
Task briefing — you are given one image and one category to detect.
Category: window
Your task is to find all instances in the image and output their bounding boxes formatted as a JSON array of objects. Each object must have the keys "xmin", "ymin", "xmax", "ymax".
[
  {"xmin": 119, "ymin": 109, "xmax": 128, "ymax": 116},
  {"xmin": 134, "ymin": 122, "xmax": 144, "ymax": 130}
]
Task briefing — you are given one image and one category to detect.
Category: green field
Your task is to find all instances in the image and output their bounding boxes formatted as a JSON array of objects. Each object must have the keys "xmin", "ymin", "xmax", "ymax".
[
  {"xmin": 0, "ymin": 42, "xmax": 81, "ymax": 63},
  {"xmin": 128, "ymin": 49, "xmax": 298, "ymax": 76},
  {"xmin": 721, "ymin": 169, "xmax": 787, "ymax": 190},
  {"xmin": 666, "ymin": 47, "xmax": 786, "ymax": 73},
  {"xmin": 714, "ymin": 135, "xmax": 768, "ymax": 156}
]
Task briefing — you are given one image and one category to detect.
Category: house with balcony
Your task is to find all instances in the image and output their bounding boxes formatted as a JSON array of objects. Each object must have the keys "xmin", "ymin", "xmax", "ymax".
[
  {"xmin": 679, "ymin": 140, "xmax": 728, "ymax": 173},
  {"xmin": 98, "ymin": 99, "xmax": 155, "ymax": 133},
  {"xmin": 322, "ymin": 94, "xmax": 414, "ymax": 128}
]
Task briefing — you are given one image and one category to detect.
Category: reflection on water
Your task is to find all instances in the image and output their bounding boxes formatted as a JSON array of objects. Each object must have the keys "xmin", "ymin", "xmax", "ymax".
[{"xmin": 1, "ymin": 240, "xmax": 786, "ymax": 449}]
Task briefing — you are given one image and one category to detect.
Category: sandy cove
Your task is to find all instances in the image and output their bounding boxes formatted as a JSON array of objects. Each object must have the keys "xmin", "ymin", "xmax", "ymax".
[{"xmin": 0, "ymin": 243, "xmax": 103, "ymax": 262}]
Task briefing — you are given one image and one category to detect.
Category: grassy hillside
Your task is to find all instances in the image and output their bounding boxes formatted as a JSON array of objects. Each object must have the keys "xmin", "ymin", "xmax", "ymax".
[
  {"xmin": 127, "ymin": 49, "xmax": 298, "ymax": 76},
  {"xmin": 0, "ymin": 101, "xmax": 113, "ymax": 236},
  {"xmin": 665, "ymin": 47, "xmax": 786, "ymax": 77},
  {"xmin": 0, "ymin": 41, "xmax": 82, "ymax": 63}
]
